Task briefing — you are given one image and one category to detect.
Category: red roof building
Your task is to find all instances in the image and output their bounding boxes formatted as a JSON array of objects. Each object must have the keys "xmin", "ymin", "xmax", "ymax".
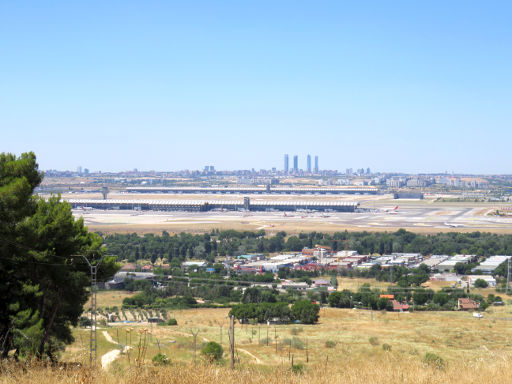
[
  {"xmin": 120, "ymin": 263, "xmax": 136, "ymax": 272},
  {"xmin": 458, "ymin": 298, "xmax": 480, "ymax": 310},
  {"xmin": 391, "ymin": 300, "xmax": 409, "ymax": 312}
]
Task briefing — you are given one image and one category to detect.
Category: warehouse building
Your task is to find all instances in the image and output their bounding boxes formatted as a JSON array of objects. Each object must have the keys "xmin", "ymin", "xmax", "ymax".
[{"xmin": 472, "ymin": 255, "xmax": 511, "ymax": 274}]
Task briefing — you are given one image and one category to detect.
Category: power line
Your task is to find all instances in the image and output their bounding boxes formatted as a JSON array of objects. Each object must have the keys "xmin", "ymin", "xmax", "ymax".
[{"xmin": 77, "ymin": 254, "xmax": 105, "ymax": 367}]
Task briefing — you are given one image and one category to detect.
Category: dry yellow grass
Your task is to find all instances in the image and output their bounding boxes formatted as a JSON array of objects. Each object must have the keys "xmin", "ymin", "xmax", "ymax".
[
  {"xmin": 9, "ymin": 301, "xmax": 512, "ymax": 383},
  {"xmin": 336, "ymin": 277, "xmax": 393, "ymax": 291},
  {"xmin": 3, "ymin": 354, "xmax": 512, "ymax": 384},
  {"xmin": 62, "ymin": 304, "xmax": 512, "ymax": 372},
  {"xmin": 85, "ymin": 290, "xmax": 137, "ymax": 308}
]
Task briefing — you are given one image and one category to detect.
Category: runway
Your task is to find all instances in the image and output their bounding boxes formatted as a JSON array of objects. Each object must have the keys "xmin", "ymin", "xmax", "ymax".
[{"xmin": 73, "ymin": 197, "xmax": 512, "ymax": 234}]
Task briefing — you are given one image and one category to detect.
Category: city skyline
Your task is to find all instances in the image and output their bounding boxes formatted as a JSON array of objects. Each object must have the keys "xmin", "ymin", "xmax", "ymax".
[{"xmin": 1, "ymin": 1, "xmax": 511, "ymax": 173}]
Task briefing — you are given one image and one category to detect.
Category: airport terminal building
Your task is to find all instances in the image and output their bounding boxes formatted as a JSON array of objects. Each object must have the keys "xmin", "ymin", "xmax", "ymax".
[{"xmin": 66, "ymin": 198, "xmax": 359, "ymax": 212}]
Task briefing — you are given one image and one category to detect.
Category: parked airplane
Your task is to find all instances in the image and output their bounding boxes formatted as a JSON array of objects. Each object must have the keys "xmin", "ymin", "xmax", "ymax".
[
  {"xmin": 383, "ymin": 206, "xmax": 399, "ymax": 214},
  {"xmin": 444, "ymin": 222, "xmax": 465, "ymax": 228},
  {"xmin": 76, "ymin": 206, "xmax": 94, "ymax": 211}
]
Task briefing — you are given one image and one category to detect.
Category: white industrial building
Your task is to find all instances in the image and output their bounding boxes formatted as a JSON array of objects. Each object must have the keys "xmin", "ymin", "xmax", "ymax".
[
  {"xmin": 244, "ymin": 254, "xmax": 309, "ymax": 272},
  {"xmin": 437, "ymin": 255, "xmax": 474, "ymax": 272},
  {"xmin": 465, "ymin": 275, "xmax": 497, "ymax": 287},
  {"xmin": 473, "ymin": 255, "xmax": 511, "ymax": 274},
  {"xmin": 412, "ymin": 255, "xmax": 449, "ymax": 269}
]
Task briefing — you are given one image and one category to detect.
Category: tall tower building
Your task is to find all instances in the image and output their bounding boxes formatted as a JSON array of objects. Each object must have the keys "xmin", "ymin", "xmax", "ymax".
[
  {"xmin": 284, "ymin": 154, "xmax": 289, "ymax": 173},
  {"xmin": 314, "ymin": 156, "xmax": 319, "ymax": 173},
  {"xmin": 307, "ymin": 154, "xmax": 311, "ymax": 173},
  {"xmin": 293, "ymin": 155, "xmax": 298, "ymax": 173}
]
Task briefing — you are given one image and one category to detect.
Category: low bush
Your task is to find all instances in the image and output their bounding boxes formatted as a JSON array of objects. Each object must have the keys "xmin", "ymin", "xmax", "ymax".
[
  {"xmin": 201, "ymin": 342, "xmax": 223, "ymax": 362},
  {"xmin": 292, "ymin": 363, "xmax": 305, "ymax": 374},
  {"xmin": 423, "ymin": 352, "xmax": 445, "ymax": 370},
  {"xmin": 382, "ymin": 343, "xmax": 392, "ymax": 351},
  {"xmin": 325, "ymin": 340, "xmax": 337, "ymax": 348},
  {"xmin": 152, "ymin": 353, "xmax": 169, "ymax": 366}
]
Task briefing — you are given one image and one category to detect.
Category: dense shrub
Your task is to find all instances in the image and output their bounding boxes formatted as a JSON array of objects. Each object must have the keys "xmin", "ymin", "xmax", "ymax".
[
  {"xmin": 424, "ymin": 352, "xmax": 445, "ymax": 370},
  {"xmin": 201, "ymin": 342, "xmax": 223, "ymax": 362},
  {"xmin": 152, "ymin": 353, "xmax": 169, "ymax": 365}
]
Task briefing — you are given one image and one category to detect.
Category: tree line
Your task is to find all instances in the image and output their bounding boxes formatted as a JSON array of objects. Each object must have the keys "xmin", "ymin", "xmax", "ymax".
[
  {"xmin": 103, "ymin": 229, "xmax": 512, "ymax": 266},
  {"xmin": 328, "ymin": 284, "xmax": 501, "ymax": 311},
  {"xmin": 229, "ymin": 300, "xmax": 320, "ymax": 324}
]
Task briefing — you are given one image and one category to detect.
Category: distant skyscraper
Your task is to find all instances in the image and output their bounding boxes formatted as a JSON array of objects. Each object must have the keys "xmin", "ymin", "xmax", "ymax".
[
  {"xmin": 314, "ymin": 156, "xmax": 319, "ymax": 173},
  {"xmin": 307, "ymin": 154, "xmax": 311, "ymax": 173},
  {"xmin": 293, "ymin": 155, "xmax": 298, "ymax": 172},
  {"xmin": 284, "ymin": 154, "xmax": 289, "ymax": 173},
  {"xmin": 77, "ymin": 166, "xmax": 82, "ymax": 175}
]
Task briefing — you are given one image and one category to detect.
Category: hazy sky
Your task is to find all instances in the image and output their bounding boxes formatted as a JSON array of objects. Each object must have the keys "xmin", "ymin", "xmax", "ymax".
[{"xmin": 1, "ymin": 1, "xmax": 511, "ymax": 174}]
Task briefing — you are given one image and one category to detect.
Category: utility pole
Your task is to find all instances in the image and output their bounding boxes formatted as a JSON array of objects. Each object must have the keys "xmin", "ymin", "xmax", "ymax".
[
  {"xmin": 229, "ymin": 315, "xmax": 235, "ymax": 370},
  {"xmin": 191, "ymin": 329, "xmax": 199, "ymax": 364},
  {"xmin": 77, "ymin": 254, "xmax": 105, "ymax": 367},
  {"xmin": 275, "ymin": 327, "xmax": 278, "ymax": 353},
  {"xmin": 507, "ymin": 257, "xmax": 511, "ymax": 295}
]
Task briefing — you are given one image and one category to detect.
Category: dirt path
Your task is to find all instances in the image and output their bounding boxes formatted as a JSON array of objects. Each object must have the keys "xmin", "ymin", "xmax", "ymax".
[
  {"xmin": 101, "ymin": 330, "xmax": 131, "ymax": 370},
  {"xmin": 101, "ymin": 349, "xmax": 122, "ymax": 369},
  {"xmin": 170, "ymin": 330, "xmax": 261, "ymax": 364},
  {"xmin": 103, "ymin": 330, "xmax": 116, "ymax": 344},
  {"xmin": 237, "ymin": 347, "xmax": 262, "ymax": 364}
]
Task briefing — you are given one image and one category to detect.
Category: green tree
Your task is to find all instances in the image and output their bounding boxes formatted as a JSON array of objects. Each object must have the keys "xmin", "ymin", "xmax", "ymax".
[
  {"xmin": 412, "ymin": 288, "xmax": 434, "ymax": 305},
  {"xmin": 291, "ymin": 300, "xmax": 320, "ymax": 324},
  {"xmin": 454, "ymin": 262, "xmax": 467, "ymax": 275},
  {"xmin": 328, "ymin": 290, "xmax": 351, "ymax": 308},
  {"xmin": 474, "ymin": 279, "xmax": 488, "ymax": 288},
  {"xmin": 21, "ymin": 196, "xmax": 118, "ymax": 359},
  {"xmin": 0, "ymin": 152, "xmax": 42, "ymax": 358},
  {"xmin": 0, "ymin": 152, "xmax": 118, "ymax": 360}
]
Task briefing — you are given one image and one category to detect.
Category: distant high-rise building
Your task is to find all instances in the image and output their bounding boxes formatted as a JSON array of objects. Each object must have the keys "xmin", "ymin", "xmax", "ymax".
[
  {"xmin": 293, "ymin": 155, "xmax": 298, "ymax": 172},
  {"xmin": 307, "ymin": 154, "xmax": 311, "ymax": 173},
  {"xmin": 77, "ymin": 166, "xmax": 82, "ymax": 175},
  {"xmin": 284, "ymin": 154, "xmax": 289, "ymax": 173},
  {"xmin": 314, "ymin": 156, "xmax": 319, "ymax": 173},
  {"xmin": 84, "ymin": 168, "xmax": 89, "ymax": 175},
  {"xmin": 366, "ymin": 167, "xmax": 371, "ymax": 175}
]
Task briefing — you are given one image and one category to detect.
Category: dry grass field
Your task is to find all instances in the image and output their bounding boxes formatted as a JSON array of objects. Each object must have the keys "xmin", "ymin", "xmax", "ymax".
[
  {"xmin": 85, "ymin": 290, "xmax": 138, "ymax": 308},
  {"xmin": 3, "ymin": 355, "xmax": 512, "ymax": 384},
  {"xmin": 8, "ymin": 283, "xmax": 512, "ymax": 383},
  {"xmin": 60, "ymin": 303, "xmax": 512, "ymax": 370},
  {"xmin": 7, "ymin": 303, "xmax": 512, "ymax": 383}
]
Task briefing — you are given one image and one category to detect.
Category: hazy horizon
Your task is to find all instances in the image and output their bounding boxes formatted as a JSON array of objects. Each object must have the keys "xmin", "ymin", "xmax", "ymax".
[{"xmin": 1, "ymin": 1, "xmax": 511, "ymax": 174}]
